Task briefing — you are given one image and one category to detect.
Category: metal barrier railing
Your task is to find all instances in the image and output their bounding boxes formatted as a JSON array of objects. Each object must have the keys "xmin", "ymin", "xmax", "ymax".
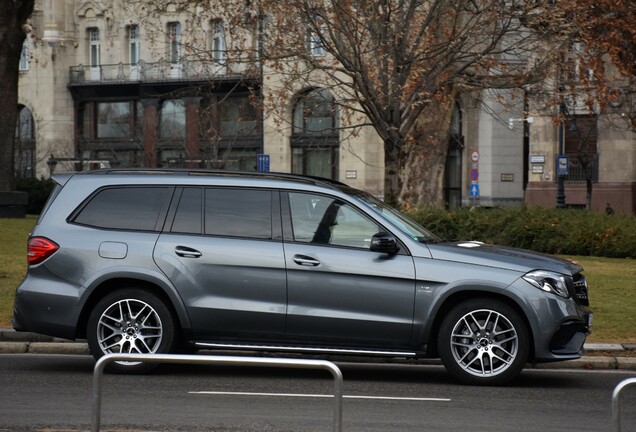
[
  {"xmin": 612, "ymin": 377, "xmax": 636, "ymax": 432},
  {"xmin": 92, "ymin": 354, "xmax": 343, "ymax": 432}
]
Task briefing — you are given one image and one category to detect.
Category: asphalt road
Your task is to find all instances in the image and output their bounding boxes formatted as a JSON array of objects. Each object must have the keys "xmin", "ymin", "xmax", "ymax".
[{"xmin": 1, "ymin": 353, "xmax": 635, "ymax": 432}]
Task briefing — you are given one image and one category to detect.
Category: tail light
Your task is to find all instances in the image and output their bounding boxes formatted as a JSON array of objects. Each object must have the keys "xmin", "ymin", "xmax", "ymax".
[{"xmin": 27, "ymin": 237, "xmax": 59, "ymax": 265}]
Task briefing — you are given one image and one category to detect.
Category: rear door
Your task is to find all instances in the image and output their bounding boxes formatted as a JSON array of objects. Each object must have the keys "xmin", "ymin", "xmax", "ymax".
[
  {"xmin": 154, "ymin": 187, "xmax": 287, "ymax": 337},
  {"xmin": 282, "ymin": 191, "xmax": 416, "ymax": 345}
]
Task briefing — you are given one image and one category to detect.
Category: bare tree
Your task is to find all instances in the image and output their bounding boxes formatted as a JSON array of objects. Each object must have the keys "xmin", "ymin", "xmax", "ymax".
[
  {"xmin": 140, "ymin": 0, "xmax": 585, "ymax": 206},
  {"xmin": 0, "ymin": 0, "xmax": 34, "ymax": 192},
  {"xmin": 232, "ymin": 0, "xmax": 579, "ymax": 206}
]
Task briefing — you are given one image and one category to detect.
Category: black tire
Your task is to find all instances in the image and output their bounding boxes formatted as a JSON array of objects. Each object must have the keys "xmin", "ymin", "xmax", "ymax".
[
  {"xmin": 87, "ymin": 288, "xmax": 177, "ymax": 374},
  {"xmin": 437, "ymin": 298, "xmax": 530, "ymax": 386}
]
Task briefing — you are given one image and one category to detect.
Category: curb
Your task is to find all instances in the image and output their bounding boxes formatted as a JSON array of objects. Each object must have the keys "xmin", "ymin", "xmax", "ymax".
[{"xmin": 1, "ymin": 329, "xmax": 635, "ymax": 371}]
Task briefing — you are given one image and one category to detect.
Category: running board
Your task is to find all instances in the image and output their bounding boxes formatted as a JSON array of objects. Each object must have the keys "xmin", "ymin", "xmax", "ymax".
[{"xmin": 194, "ymin": 342, "xmax": 417, "ymax": 357}]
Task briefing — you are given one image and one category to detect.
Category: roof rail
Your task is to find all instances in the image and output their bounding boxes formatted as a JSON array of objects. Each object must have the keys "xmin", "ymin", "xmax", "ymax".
[{"xmin": 83, "ymin": 168, "xmax": 348, "ymax": 190}]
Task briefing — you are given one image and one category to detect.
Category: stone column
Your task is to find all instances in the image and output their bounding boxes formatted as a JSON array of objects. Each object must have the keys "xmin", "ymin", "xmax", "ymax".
[{"xmin": 141, "ymin": 99, "xmax": 159, "ymax": 167}]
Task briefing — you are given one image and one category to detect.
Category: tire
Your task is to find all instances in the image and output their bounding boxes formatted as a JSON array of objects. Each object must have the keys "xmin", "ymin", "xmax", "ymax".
[
  {"xmin": 87, "ymin": 288, "xmax": 177, "ymax": 374},
  {"xmin": 437, "ymin": 298, "xmax": 530, "ymax": 386}
]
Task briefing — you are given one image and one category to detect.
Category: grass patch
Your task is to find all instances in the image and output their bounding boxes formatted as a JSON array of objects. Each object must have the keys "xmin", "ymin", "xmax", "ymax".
[
  {"xmin": 563, "ymin": 256, "xmax": 636, "ymax": 343},
  {"xmin": 0, "ymin": 216, "xmax": 36, "ymax": 328},
  {"xmin": 0, "ymin": 216, "xmax": 633, "ymax": 343}
]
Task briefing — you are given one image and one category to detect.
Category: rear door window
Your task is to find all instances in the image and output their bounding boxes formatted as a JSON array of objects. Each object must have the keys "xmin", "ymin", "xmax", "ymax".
[
  {"xmin": 72, "ymin": 187, "xmax": 173, "ymax": 231},
  {"xmin": 204, "ymin": 188, "xmax": 272, "ymax": 239}
]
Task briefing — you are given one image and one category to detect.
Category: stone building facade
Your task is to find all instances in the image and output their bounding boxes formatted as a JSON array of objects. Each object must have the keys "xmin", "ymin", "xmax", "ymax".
[{"xmin": 16, "ymin": 1, "xmax": 635, "ymax": 213}]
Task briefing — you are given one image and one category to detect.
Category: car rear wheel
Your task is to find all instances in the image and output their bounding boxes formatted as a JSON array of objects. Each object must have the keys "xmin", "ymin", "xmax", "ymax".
[
  {"xmin": 87, "ymin": 288, "xmax": 176, "ymax": 373},
  {"xmin": 438, "ymin": 298, "xmax": 530, "ymax": 385}
]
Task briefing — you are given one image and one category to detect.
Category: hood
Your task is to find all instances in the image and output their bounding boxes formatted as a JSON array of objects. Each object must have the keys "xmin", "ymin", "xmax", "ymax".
[{"xmin": 422, "ymin": 241, "xmax": 582, "ymax": 275}]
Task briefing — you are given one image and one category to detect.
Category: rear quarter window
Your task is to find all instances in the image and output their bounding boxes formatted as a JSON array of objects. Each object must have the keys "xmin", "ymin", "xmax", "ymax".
[{"xmin": 72, "ymin": 186, "xmax": 173, "ymax": 231}]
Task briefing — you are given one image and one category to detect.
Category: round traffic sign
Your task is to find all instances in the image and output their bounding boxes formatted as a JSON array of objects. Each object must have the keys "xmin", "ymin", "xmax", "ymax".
[
  {"xmin": 471, "ymin": 150, "xmax": 480, "ymax": 163},
  {"xmin": 470, "ymin": 168, "xmax": 479, "ymax": 181}
]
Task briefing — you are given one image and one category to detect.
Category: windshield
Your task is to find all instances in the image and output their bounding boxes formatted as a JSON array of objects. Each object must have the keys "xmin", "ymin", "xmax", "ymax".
[{"xmin": 352, "ymin": 192, "xmax": 441, "ymax": 243}]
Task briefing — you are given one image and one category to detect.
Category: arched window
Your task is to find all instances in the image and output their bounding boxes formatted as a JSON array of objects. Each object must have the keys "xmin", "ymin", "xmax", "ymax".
[
  {"xmin": 291, "ymin": 88, "xmax": 339, "ymax": 180},
  {"xmin": 15, "ymin": 105, "xmax": 35, "ymax": 177}
]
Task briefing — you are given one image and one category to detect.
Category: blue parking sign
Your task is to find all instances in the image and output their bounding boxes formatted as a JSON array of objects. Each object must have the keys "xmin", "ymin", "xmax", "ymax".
[{"xmin": 257, "ymin": 154, "xmax": 270, "ymax": 172}]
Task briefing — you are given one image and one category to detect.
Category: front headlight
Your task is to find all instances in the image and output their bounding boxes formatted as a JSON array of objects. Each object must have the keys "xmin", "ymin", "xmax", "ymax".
[{"xmin": 522, "ymin": 270, "xmax": 570, "ymax": 298}]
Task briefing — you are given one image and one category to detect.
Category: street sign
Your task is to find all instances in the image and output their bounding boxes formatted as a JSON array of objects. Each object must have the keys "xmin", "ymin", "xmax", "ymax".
[
  {"xmin": 470, "ymin": 168, "xmax": 479, "ymax": 181},
  {"xmin": 257, "ymin": 154, "xmax": 270, "ymax": 172},
  {"xmin": 470, "ymin": 183, "xmax": 479, "ymax": 197},
  {"xmin": 557, "ymin": 155, "xmax": 569, "ymax": 176},
  {"xmin": 471, "ymin": 150, "xmax": 480, "ymax": 163}
]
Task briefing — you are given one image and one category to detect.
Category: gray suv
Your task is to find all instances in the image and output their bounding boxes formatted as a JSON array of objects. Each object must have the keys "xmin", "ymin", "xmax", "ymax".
[{"xmin": 13, "ymin": 169, "xmax": 591, "ymax": 385}]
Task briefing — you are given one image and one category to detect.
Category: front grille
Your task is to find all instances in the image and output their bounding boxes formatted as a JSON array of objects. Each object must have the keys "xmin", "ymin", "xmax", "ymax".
[{"xmin": 572, "ymin": 274, "xmax": 589, "ymax": 306}]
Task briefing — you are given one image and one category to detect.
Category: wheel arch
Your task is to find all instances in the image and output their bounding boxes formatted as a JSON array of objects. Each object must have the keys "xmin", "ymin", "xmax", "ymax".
[
  {"xmin": 425, "ymin": 290, "xmax": 535, "ymax": 360},
  {"xmin": 76, "ymin": 277, "xmax": 190, "ymax": 340}
]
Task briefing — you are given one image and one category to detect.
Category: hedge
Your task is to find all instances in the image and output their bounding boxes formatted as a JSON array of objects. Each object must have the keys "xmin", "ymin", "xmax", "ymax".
[
  {"xmin": 406, "ymin": 206, "xmax": 636, "ymax": 259},
  {"xmin": 15, "ymin": 177, "xmax": 55, "ymax": 215}
]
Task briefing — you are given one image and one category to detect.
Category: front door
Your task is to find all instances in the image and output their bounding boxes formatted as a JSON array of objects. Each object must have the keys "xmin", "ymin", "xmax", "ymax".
[{"xmin": 283, "ymin": 192, "xmax": 416, "ymax": 345}]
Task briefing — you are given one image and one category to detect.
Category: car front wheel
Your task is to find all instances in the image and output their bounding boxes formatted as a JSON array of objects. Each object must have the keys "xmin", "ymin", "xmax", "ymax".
[
  {"xmin": 438, "ymin": 298, "xmax": 530, "ymax": 385},
  {"xmin": 87, "ymin": 288, "xmax": 176, "ymax": 373}
]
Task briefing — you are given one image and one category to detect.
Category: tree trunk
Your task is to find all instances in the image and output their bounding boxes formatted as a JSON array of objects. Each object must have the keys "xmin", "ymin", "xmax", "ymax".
[
  {"xmin": 386, "ymin": 96, "xmax": 454, "ymax": 209},
  {"xmin": 0, "ymin": 0, "xmax": 34, "ymax": 192},
  {"xmin": 383, "ymin": 139, "xmax": 402, "ymax": 207}
]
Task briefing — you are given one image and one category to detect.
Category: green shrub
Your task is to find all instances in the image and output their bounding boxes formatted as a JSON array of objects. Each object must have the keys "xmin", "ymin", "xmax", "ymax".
[
  {"xmin": 15, "ymin": 177, "xmax": 55, "ymax": 215},
  {"xmin": 407, "ymin": 206, "xmax": 636, "ymax": 259}
]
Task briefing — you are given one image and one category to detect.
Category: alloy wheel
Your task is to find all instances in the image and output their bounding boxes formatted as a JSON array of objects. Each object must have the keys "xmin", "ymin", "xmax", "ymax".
[{"xmin": 449, "ymin": 308, "xmax": 519, "ymax": 378}]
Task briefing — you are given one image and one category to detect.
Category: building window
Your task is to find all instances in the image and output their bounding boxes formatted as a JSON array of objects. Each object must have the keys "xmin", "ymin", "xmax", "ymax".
[
  {"xmin": 14, "ymin": 105, "xmax": 35, "ymax": 177},
  {"xmin": 307, "ymin": 15, "xmax": 325, "ymax": 57},
  {"xmin": 160, "ymin": 99, "xmax": 186, "ymax": 139},
  {"xmin": 293, "ymin": 88, "xmax": 338, "ymax": 134},
  {"xmin": 97, "ymin": 102, "xmax": 131, "ymax": 138},
  {"xmin": 88, "ymin": 27, "xmax": 100, "ymax": 67},
  {"xmin": 563, "ymin": 42, "xmax": 594, "ymax": 84},
  {"xmin": 220, "ymin": 97, "xmax": 257, "ymax": 136},
  {"xmin": 211, "ymin": 19, "xmax": 226, "ymax": 63},
  {"xmin": 291, "ymin": 88, "xmax": 339, "ymax": 179},
  {"xmin": 564, "ymin": 115, "xmax": 599, "ymax": 182},
  {"xmin": 19, "ymin": 40, "xmax": 29, "ymax": 71},
  {"xmin": 128, "ymin": 25, "xmax": 140, "ymax": 65},
  {"xmin": 168, "ymin": 22, "xmax": 181, "ymax": 64}
]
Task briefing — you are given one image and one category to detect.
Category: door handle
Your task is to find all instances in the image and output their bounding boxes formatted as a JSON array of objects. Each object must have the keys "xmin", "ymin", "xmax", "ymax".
[
  {"xmin": 293, "ymin": 254, "xmax": 320, "ymax": 266},
  {"xmin": 175, "ymin": 246, "xmax": 202, "ymax": 258}
]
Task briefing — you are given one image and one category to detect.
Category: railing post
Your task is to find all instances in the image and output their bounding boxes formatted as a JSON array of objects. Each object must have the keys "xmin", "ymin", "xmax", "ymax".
[{"xmin": 612, "ymin": 377, "xmax": 636, "ymax": 432}]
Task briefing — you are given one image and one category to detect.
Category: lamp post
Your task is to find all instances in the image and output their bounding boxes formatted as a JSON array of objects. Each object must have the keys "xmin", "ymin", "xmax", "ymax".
[
  {"xmin": 46, "ymin": 154, "xmax": 58, "ymax": 178},
  {"xmin": 556, "ymin": 88, "xmax": 567, "ymax": 209}
]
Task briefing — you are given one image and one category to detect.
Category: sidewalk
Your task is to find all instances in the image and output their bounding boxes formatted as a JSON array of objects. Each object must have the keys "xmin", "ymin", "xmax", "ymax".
[{"xmin": 1, "ymin": 328, "xmax": 635, "ymax": 371}]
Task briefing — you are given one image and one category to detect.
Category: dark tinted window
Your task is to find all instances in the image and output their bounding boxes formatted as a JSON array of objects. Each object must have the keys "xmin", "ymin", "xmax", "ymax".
[
  {"xmin": 172, "ymin": 188, "xmax": 202, "ymax": 234},
  {"xmin": 74, "ymin": 187, "xmax": 172, "ymax": 231},
  {"xmin": 205, "ymin": 189, "xmax": 272, "ymax": 239}
]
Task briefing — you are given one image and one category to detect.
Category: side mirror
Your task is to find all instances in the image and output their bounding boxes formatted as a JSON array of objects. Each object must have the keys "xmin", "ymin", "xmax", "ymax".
[{"xmin": 370, "ymin": 232, "xmax": 399, "ymax": 255}]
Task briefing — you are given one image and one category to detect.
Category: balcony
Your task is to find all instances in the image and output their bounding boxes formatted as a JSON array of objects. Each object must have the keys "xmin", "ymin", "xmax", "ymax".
[{"xmin": 69, "ymin": 59, "xmax": 258, "ymax": 86}]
